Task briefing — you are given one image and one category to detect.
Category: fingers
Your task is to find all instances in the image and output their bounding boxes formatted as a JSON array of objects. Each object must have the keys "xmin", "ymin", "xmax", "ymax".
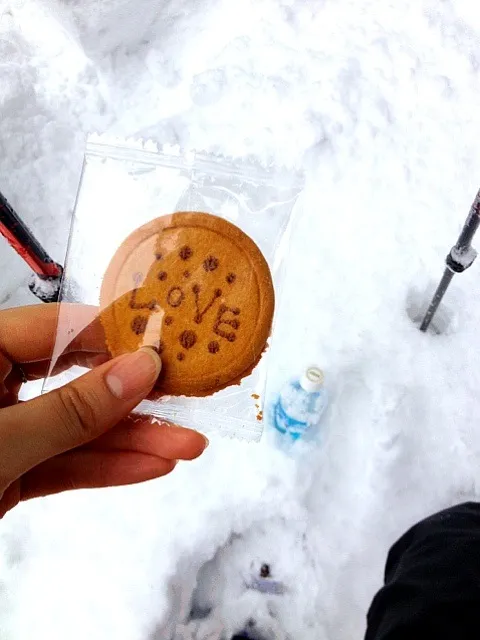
[
  {"xmin": 0, "ymin": 418, "xmax": 208, "ymax": 517},
  {"xmin": 20, "ymin": 352, "xmax": 111, "ymax": 381},
  {"xmin": 0, "ymin": 304, "xmax": 106, "ymax": 364},
  {"xmin": 0, "ymin": 350, "xmax": 17, "ymax": 408},
  {"xmin": 19, "ymin": 450, "xmax": 176, "ymax": 501},
  {"xmin": 85, "ymin": 416, "xmax": 208, "ymax": 461},
  {"xmin": 0, "ymin": 350, "xmax": 12, "ymax": 386},
  {"xmin": 0, "ymin": 348, "xmax": 162, "ymax": 490},
  {"xmin": 0, "ymin": 354, "xmax": 108, "ymax": 407}
]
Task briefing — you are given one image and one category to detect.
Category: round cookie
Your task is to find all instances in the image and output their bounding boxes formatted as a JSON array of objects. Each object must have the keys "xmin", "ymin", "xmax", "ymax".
[{"xmin": 100, "ymin": 212, "xmax": 275, "ymax": 397}]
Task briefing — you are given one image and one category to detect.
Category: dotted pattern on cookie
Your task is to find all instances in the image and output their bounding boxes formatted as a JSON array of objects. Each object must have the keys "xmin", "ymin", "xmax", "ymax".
[
  {"xmin": 180, "ymin": 330, "xmax": 197, "ymax": 350},
  {"xmin": 131, "ymin": 315, "xmax": 148, "ymax": 335},
  {"xmin": 203, "ymin": 255, "xmax": 219, "ymax": 272},
  {"xmin": 208, "ymin": 341, "xmax": 220, "ymax": 354},
  {"xmin": 179, "ymin": 246, "xmax": 193, "ymax": 260}
]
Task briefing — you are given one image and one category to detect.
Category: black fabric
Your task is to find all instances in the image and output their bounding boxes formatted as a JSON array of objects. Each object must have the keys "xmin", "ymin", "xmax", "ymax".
[{"xmin": 365, "ymin": 502, "xmax": 480, "ymax": 639}]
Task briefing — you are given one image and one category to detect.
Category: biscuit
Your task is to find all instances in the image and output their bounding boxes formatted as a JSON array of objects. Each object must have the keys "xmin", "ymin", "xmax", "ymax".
[{"xmin": 100, "ymin": 212, "xmax": 275, "ymax": 397}]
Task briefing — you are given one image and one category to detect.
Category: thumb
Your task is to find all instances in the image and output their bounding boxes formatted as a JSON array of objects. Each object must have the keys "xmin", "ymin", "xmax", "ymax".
[{"xmin": 0, "ymin": 347, "xmax": 161, "ymax": 489}]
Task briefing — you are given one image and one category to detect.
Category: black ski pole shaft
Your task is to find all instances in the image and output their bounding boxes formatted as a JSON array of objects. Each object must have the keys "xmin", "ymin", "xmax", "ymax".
[
  {"xmin": 455, "ymin": 189, "xmax": 480, "ymax": 251},
  {"xmin": 0, "ymin": 189, "xmax": 63, "ymax": 279},
  {"xmin": 419, "ymin": 268, "xmax": 455, "ymax": 332},
  {"xmin": 420, "ymin": 188, "xmax": 480, "ymax": 333}
]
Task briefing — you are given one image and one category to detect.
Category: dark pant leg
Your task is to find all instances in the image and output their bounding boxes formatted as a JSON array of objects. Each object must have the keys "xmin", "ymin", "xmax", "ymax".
[{"xmin": 365, "ymin": 502, "xmax": 480, "ymax": 640}]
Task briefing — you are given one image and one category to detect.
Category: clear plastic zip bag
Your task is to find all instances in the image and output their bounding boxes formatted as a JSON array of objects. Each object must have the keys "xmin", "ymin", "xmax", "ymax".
[{"xmin": 42, "ymin": 135, "xmax": 304, "ymax": 442}]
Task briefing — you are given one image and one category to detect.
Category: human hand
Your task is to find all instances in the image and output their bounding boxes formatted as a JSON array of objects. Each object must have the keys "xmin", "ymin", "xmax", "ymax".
[{"xmin": 0, "ymin": 304, "xmax": 208, "ymax": 518}]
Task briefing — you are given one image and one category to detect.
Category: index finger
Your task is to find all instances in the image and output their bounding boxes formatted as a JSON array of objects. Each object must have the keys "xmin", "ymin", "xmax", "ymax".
[{"xmin": 0, "ymin": 304, "xmax": 107, "ymax": 364}]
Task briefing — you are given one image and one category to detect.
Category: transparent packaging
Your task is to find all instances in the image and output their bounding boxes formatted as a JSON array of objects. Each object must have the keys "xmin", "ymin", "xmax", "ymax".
[{"xmin": 42, "ymin": 135, "xmax": 304, "ymax": 442}]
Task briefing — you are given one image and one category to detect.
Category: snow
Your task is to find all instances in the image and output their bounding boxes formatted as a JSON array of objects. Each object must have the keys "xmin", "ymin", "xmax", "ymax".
[
  {"xmin": 28, "ymin": 273, "xmax": 62, "ymax": 302},
  {"xmin": 2, "ymin": 0, "xmax": 480, "ymax": 638},
  {"xmin": 450, "ymin": 244, "xmax": 478, "ymax": 269}
]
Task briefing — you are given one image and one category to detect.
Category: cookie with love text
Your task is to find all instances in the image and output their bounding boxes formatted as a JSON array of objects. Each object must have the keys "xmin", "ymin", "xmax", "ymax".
[{"xmin": 100, "ymin": 212, "xmax": 275, "ymax": 396}]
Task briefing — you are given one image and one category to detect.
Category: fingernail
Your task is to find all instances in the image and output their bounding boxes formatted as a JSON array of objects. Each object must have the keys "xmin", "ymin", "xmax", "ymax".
[
  {"xmin": 202, "ymin": 435, "xmax": 209, "ymax": 450},
  {"xmin": 105, "ymin": 348, "xmax": 161, "ymax": 400}
]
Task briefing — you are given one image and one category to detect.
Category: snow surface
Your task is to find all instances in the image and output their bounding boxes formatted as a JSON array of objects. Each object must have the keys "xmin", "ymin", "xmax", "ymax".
[{"xmin": 2, "ymin": 0, "xmax": 480, "ymax": 638}]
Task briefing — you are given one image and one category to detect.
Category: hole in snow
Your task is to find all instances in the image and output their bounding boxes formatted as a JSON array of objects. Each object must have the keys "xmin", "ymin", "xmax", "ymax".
[{"xmin": 406, "ymin": 278, "xmax": 459, "ymax": 335}]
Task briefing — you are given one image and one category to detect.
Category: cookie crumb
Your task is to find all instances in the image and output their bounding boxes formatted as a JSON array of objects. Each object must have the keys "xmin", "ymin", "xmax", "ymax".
[
  {"xmin": 256, "ymin": 411, "xmax": 263, "ymax": 421},
  {"xmin": 251, "ymin": 393, "xmax": 260, "ymax": 400}
]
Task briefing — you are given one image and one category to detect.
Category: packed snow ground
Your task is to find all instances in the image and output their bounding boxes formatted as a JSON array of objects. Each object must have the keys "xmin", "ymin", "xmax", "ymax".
[{"xmin": 2, "ymin": 0, "xmax": 480, "ymax": 638}]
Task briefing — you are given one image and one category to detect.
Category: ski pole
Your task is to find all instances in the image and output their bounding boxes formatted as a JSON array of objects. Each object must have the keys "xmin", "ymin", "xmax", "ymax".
[
  {"xmin": 0, "ymin": 189, "xmax": 63, "ymax": 303},
  {"xmin": 420, "ymin": 188, "xmax": 480, "ymax": 332}
]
